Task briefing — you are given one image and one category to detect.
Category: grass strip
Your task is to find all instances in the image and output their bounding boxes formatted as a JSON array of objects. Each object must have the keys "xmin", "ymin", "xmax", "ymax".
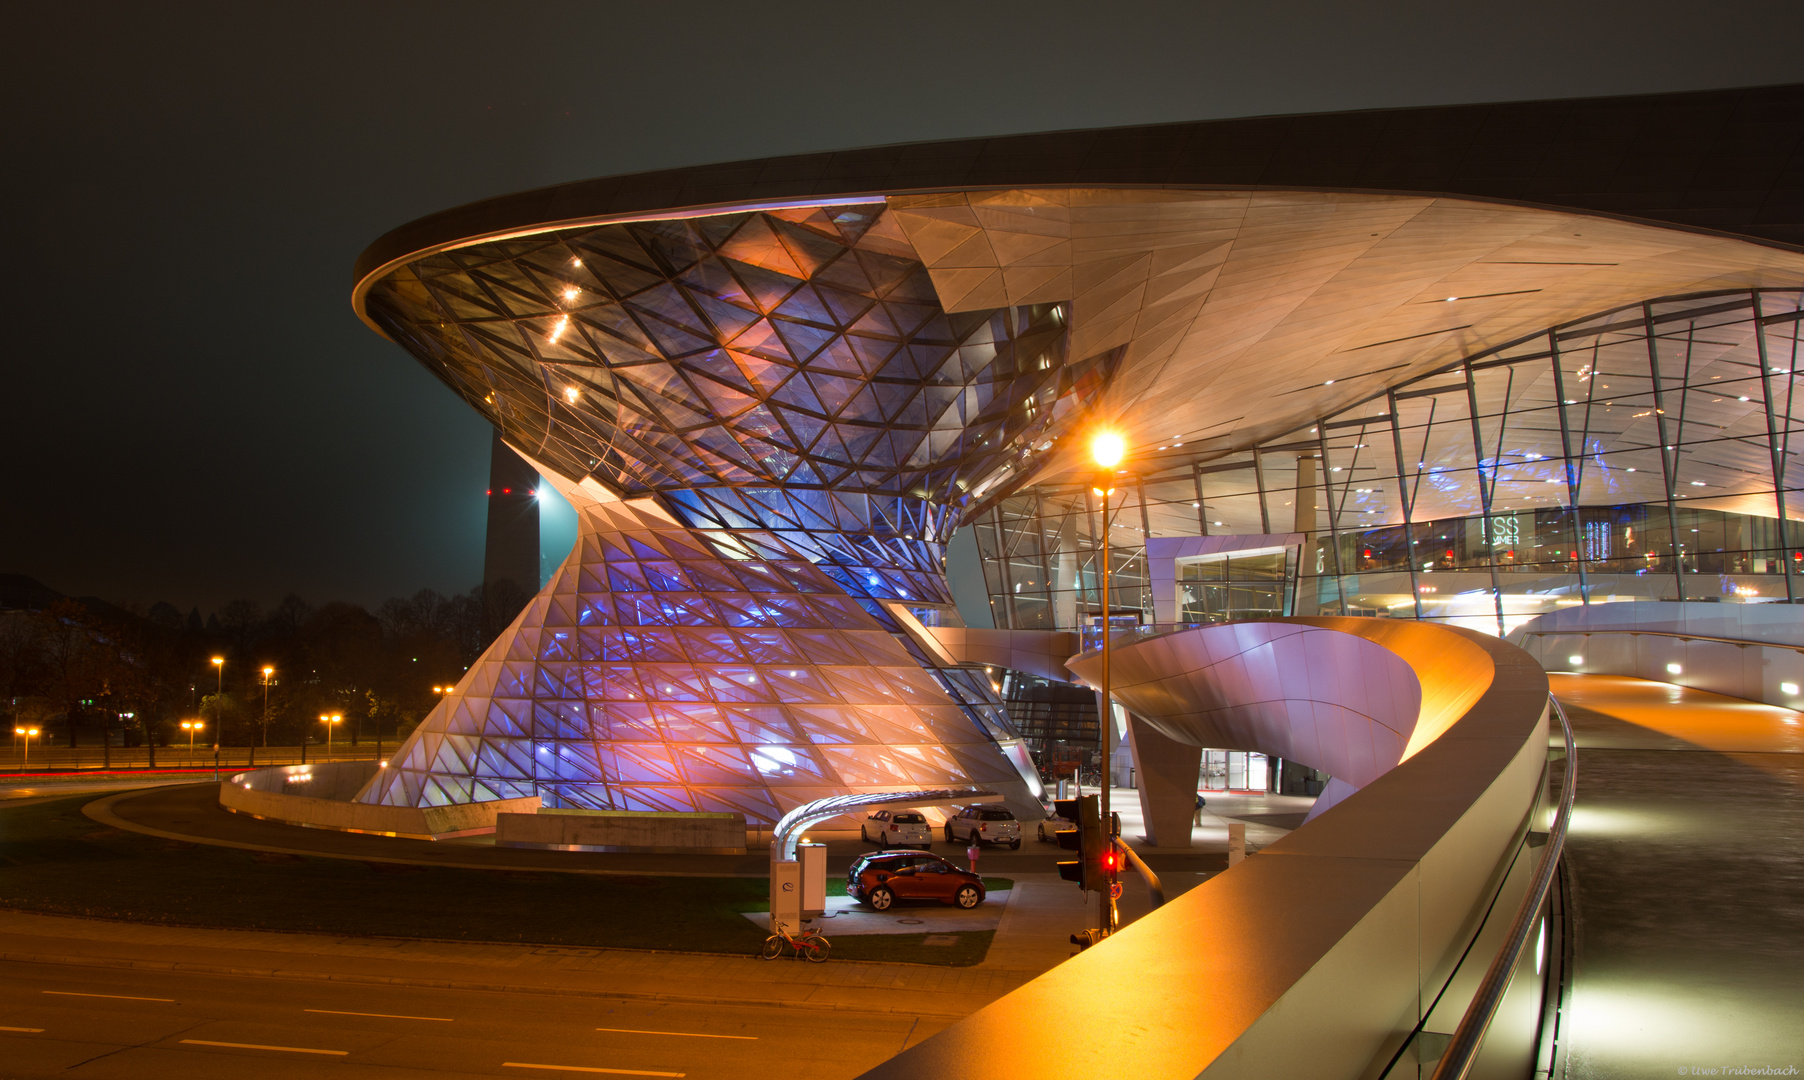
[{"xmin": 0, "ymin": 795, "xmax": 997, "ymax": 966}]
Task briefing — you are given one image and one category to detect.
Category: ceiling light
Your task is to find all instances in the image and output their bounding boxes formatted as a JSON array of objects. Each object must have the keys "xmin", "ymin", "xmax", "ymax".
[
  {"xmin": 564, "ymin": 386, "xmax": 579, "ymax": 402},
  {"xmin": 1740, "ymin": 396, "xmax": 1751, "ymax": 402},
  {"xmin": 1324, "ymin": 379, "xmax": 1335, "ymax": 386}
]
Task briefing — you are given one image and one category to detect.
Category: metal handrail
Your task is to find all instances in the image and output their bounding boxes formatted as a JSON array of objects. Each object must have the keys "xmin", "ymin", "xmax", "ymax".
[
  {"xmin": 1429, "ymin": 694, "xmax": 1578, "ymax": 1080},
  {"xmin": 1517, "ymin": 626, "xmax": 1804, "ymax": 652}
]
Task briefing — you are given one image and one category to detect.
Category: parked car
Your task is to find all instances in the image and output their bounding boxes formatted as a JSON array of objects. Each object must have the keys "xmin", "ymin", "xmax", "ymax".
[
  {"xmin": 860, "ymin": 809, "xmax": 932, "ymax": 849},
  {"xmin": 847, "ymin": 851, "xmax": 986, "ymax": 911},
  {"xmin": 945, "ymin": 805, "xmax": 1022, "ymax": 848},
  {"xmin": 1035, "ymin": 814, "xmax": 1077, "ymax": 843}
]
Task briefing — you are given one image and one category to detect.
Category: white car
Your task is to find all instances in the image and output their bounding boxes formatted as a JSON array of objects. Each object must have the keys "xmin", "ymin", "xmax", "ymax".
[
  {"xmin": 1035, "ymin": 815, "xmax": 1078, "ymax": 843},
  {"xmin": 945, "ymin": 805, "xmax": 1022, "ymax": 848},
  {"xmin": 860, "ymin": 809, "xmax": 932, "ymax": 849}
]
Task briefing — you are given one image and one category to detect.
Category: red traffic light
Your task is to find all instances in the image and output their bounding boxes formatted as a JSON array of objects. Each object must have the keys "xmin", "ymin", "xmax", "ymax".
[{"xmin": 1100, "ymin": 847, "xmax": 1123, "ymax": 875}]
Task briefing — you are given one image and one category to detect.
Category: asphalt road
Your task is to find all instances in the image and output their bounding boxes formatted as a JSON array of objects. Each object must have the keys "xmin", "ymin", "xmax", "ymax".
[{"xmin": 0, "ymin": 959, "xmax": 952, "ymax": 1079}]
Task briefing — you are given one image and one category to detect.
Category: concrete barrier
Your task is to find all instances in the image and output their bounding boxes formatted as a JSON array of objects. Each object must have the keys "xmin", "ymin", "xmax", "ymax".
[
  {"xmin": 1509, "ymin": 601, "xmax": 1804, "ymax": 708},
  {"xmin": 495, "ymin": 808, "xmax": 746, "ymax": 853},
  {"xmin": 220, "ymin": 761, "xmax": 541, "ymax": 839},
  {"xmin": 863, "ymin": 618, "xmax": 1551, "ymax": 1080}
]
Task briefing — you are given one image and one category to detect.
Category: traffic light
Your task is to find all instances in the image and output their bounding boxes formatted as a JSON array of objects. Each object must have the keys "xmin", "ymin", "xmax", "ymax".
[
  {"xmin": 1099, "ymin": 844, "xmax": 1124, "ymax": 878},
  {"xmin": 1056, "ymin": 794, "xmax": 1106, "ymax": 891}
]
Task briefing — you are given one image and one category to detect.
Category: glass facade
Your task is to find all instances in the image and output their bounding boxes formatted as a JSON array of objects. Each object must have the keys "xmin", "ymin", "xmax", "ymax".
[
  {"xmin": 364, "ymin": 499, "xmax": 1025, "ymax": 820},
  {"xmin": 977, "ymin": 290, "xmax": 1804, "ymax": 636},
  {"xmin": 364, "ymin": 203, "xmax": 1111, "ymax": 609}
]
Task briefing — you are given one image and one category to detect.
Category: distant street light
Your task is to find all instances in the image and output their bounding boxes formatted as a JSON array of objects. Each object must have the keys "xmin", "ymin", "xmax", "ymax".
[
  {"xmin": 180, "ymin": 719, "xmax": 204, "ymax": 758},
  {"xmin": 320, "ymin": 713, "xmax": 343, "ymax": 756},
  {"xmin": 15, "ymin": 727, "xmax": 39, "ymax": 767},
  {"xmin": 260, "ymin": 666, "xmax": 275, "ymax": 748},
  {"xmin": 210, "ymin": 656, "xmax": 224, "ymax": 750}
]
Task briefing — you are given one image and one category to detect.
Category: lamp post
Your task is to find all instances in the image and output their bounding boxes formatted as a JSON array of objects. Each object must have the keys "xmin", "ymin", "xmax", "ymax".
[
  {"xmin": 320, "ymin": 713, "xmax": 342, "ymax": 756},
  {"xmin": 180, "ymin": 720, "xmax": 203, "ymax": 760},
  {"xmin": 15, "ymin": 727, "xmax": 38, "ymax": 767},
  {"xmin": 210, "ymin": 656, "xmax": 224, "ymax": 750},
  {"xmin": 260, "ymin": 666, "xmax": 274, "ymax": 748},
  {"xmin": 1090, "ymin": 430, "xmax": 1127, "ymax": 934}
]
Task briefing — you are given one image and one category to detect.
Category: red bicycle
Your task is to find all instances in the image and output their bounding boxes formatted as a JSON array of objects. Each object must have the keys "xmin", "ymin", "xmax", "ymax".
[{"xmin": 760, "ymin": 923, "xmax": 830, "ymax": 962}]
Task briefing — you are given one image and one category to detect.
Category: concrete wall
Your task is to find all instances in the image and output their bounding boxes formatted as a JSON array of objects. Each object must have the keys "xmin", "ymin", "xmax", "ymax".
[
  {"xmin": 1510, "ymin": 601, "xmax": 1804, "ymax": 707},
  {"xmin": 220, "ymin": 761, "xmax": 542, "ymax": 839},
  {"xmin": 495, "ymin": 808, "xmax": 746, "ymax": 853}
]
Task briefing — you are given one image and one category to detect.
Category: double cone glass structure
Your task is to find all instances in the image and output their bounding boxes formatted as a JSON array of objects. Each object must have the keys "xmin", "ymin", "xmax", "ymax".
[
  {"xmin": 353, "ymin": 202, "xmax": 1112, "ymax": 819},
  {"xmin": 353, "ymin": 82, "xmax": 1804, "ymax": 820}
]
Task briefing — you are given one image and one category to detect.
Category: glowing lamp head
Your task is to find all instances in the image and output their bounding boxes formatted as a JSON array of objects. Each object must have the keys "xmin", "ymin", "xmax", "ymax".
[
  {"xmin": 1090, "ymin": 431, "xmax": 1126, "ymax": 469},
  {"xmin": 211, "ymin": 657, "xmax": 224, "ymax": 666}
]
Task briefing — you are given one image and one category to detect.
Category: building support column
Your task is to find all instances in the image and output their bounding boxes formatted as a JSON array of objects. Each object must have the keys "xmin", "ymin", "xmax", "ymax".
[{"xmin": 1123, "ymin": 713, "xmax": 1201, "ymax": 849}]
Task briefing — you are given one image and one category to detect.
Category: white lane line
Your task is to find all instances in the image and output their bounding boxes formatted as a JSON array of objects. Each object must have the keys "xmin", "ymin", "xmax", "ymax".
[
  {"xmin": 0, "ymin": 1025, "xmax": 46, "ymax": 1033},
  {"xmin": 180, "ymin": 1039, "xmax": 348, "ymax": 1056},
  {"xmin": 504, "ymin": 1064, "xmax": 684, "ymax": 1077},
  {"xmin": 305, "ymin": 1008, "xmax": 453, "ymax": 1022},
  {"xmin": 43, "ymin": 991, "xmax": 174, "ymax": 1003},
  {"xmin": 596, "ymin": 1027, "xmax": 756, "ymax": 1041}
]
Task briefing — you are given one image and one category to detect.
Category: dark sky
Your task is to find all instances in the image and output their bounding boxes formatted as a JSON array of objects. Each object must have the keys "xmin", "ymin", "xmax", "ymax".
[{"xmin": 6, "ymin": 1, "xmax": 1804, "ymax": 616}]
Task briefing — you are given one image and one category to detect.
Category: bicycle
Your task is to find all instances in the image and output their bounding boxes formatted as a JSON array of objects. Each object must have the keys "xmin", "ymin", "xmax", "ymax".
[{"xmin": 760, "ymin": 922, "xmax": 831, "ymax": 962}]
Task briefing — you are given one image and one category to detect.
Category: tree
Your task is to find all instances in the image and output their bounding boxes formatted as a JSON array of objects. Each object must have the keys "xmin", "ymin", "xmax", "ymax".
[
  {"xmin": 0, "ymin": 612, "xmax": 44, "ymax": 727},
  {"xmin": 37, "ymin": 600, "xmax": 105, "ymax": 747}
]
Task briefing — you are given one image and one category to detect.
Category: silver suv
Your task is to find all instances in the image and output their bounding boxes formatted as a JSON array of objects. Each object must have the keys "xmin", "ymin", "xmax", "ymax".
[
  {"xmin": 945, "ymin": 805, "xmax": 1022, "ymax": 849},
  {"xmin": 861, "ymin": 809, "xmax": 932, "ymax": 849}
]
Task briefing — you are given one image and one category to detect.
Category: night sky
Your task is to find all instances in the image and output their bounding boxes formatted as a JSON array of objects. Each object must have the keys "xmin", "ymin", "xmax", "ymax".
[{"xmin": 6, "ymin": 1, "xmax": 1804, "ymax": 617}]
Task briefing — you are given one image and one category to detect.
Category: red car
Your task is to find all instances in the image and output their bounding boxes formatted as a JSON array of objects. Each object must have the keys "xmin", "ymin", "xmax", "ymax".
[{"xmin": 847, "ymin": 851, "xmax": 986, "ymax": 911}]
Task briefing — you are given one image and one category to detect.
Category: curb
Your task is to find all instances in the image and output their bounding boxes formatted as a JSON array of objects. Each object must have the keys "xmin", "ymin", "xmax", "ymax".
[
  {"xmin": 80, "ymin": 789, "xmax": 769, "ymax": 878},
  {"xmin": 0, "ymin": 950, "xmax": 984, "ymax": 1018}
]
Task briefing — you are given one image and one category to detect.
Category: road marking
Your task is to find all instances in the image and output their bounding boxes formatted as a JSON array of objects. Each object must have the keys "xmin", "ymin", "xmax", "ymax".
[
  {"xmin": 43, "ymin": 991, "xmax": 174, "ymax": 1002},
  {"xmin": 505, "ymin": 1064, "xmax": 684, "ymax": 1077},
  {"xmin": 180, "ymin": 1039, "xmax": 348, "ymax": 1056},
  {"xmin": 595, "ymin": 1027, "xmax": 756, "ymax": 1041},
  {"xmin": 0, "ymin": 1026, "xmax": 45, "ymax": 1033},
  {"xmin": 306, "ymin": 1008, "xmax": 453, "ymax": 1022}
]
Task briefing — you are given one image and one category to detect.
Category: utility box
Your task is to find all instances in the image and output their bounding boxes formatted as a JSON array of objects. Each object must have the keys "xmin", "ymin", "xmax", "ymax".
[
  {"xmin": 770, "ymin": 859, "xmax": 802, "ymax": 934},
  {"xmin": 799, "ymin": 842, "xmax": 827, "ymax": 918}
]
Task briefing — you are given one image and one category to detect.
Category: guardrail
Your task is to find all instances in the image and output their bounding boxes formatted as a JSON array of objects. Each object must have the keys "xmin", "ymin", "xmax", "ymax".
[
  {"xmin": 1517, "ymin": 627, "xmax": 1804, "ymax": 652},
  {"xmin": 0, "ymin": 745, "xmax": 388, "ymax": 777},
  {"xmin": 1430, "ymin": 694, "xmax": 1578, "ymax": 1080}
]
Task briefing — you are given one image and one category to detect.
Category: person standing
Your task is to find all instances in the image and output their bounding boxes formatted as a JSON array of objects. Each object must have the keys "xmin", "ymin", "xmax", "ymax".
[{"xmin": 1193, "ymin": 791, "xmax": 1208, "ymax": 828}]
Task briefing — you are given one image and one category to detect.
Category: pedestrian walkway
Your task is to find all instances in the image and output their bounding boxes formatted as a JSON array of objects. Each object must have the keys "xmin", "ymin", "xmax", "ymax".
[{"xmin": 1551, "ymin": 673, "xmax": 1804, "ymax": 1078}]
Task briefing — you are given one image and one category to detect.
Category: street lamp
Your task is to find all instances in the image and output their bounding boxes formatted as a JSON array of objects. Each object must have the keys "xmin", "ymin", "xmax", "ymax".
[
  {"xmin": 210, "ymin": 656, "xmax": 224, "ymax": 750},
  {"xmin": 320, "ymin": 713, "xmax": 342, "ymax": 756},
  {"xmin": 180, "ymin": 719, "xmax": 204, "ymax": 757},
  {"xmin": 260, "ymin": 666, "xmax": 275, "ymax": 748},
  {"xmin": 15, "ymin": 727, "xmax": 39, "ymax": 767},
  {"xmin": 1090, "ymin": 429, "xmax": 1126, "ymax": 935}
]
